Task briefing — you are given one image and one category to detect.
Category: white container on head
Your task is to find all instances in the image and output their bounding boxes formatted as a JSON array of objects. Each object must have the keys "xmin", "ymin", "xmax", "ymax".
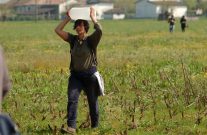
[{"xmin": 69, "ymin": 7, "xmax": 93, "ymax": 21}]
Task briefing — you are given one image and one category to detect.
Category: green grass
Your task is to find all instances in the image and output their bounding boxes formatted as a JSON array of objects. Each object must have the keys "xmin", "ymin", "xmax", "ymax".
[{"xmin": 0, "ymin": 19, "xmax": 207, "ymax": 134}]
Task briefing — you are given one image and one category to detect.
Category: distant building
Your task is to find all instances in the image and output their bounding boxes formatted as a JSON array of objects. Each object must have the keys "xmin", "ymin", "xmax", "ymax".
[
  {"xmin": 195, "ymin": 8, "xmax": 203, "ymax": 16},
  {"xmin": 0, "ymin": 0, "xmax": 17, "ymax": 21},
  {"xmin": 104, "ymin": 8, "xmax": 125, "ymax": 20},
  {"xmin": 136, "ymin": 0, "xmax": 187, "ymax": 19},
  {"xmin": 1, "ymin": 0, "xmax": 114, "ymax": 20},
  {"xmin": 14, "ymin": 0, "xmax": 78, "ymax": 20}
]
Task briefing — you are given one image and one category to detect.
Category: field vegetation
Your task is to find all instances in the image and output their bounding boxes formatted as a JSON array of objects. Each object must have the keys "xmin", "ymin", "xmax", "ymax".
[{"xmin": 0, "ymin": 19, "xmax": 207, "ymax": 134}]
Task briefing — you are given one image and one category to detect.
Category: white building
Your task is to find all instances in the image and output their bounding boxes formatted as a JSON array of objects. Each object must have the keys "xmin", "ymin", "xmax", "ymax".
[
  {"xmin": 104, "ymin": 8, "xmax": 125, "ymax": 20},
  {"xmin": 136, "ymin": 0, "xmax": 187, "ymax": 18}
]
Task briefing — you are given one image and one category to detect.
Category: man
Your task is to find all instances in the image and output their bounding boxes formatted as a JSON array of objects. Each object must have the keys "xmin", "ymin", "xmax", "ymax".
[
  {"xmin": 55, "ymin": 7, "xmax": 102, "ymax": 134},
  {"xmin": 180, "ymin": 15, "xmax": 187, "ymax": 32},
  {"xmin": 168, "ymin": 15, "xmax": 176, "ymax": 33}
]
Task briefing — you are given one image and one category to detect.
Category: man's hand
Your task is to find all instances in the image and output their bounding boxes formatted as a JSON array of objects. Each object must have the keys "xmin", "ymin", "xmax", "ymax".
[
  {"xmin": 90, "ymin": 7, "xmax": 97, "ymax": 23},
  {"xmin": 66, "ymin": 10, "xmax": 71, "ymax": 20}
]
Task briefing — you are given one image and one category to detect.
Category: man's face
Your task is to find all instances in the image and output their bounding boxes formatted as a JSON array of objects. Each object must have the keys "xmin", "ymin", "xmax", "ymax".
[{"xmin": 75, "ymin": 22, "xmax": 85, "ymax": 35}]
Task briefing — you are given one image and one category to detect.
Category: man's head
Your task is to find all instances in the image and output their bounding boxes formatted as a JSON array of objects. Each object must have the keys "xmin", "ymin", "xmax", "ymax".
[{"xmin": 73, "ymin": 19, "xmax": 89, "ymax": 34}]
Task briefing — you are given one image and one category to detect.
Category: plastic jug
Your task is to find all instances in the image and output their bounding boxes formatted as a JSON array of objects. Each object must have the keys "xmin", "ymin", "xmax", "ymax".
[{"xmin": 69, "ymin": 7, "xmax": 92, "ymax": 20}]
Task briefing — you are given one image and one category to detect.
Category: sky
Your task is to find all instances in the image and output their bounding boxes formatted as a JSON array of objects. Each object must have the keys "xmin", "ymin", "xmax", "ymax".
[{"xmin": 0, "ymin": 0, "xmax": 9, "ymax": 4}]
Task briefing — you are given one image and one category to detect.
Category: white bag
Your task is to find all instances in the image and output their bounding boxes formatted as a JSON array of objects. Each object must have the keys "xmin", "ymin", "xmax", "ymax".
[
  {"xmin": 94, "ymin": 71, "xmax": 105, "ymax": 96},
  {"xmin": 69, "ymin": 7, "xmax": 92, "ymax": 21}
]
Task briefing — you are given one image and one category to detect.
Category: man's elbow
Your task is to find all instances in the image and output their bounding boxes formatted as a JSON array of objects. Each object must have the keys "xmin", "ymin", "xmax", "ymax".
[
  {"xmin": 54, "ymin": 28, "xmax": 58, "ymax": 34},
  {"xmin": 54, "ymin": 28, "xmax": 60, "ymax": 35}
]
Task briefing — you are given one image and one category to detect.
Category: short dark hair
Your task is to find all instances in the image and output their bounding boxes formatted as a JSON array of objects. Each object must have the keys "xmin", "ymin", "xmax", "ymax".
[{"xmin": 73, "ymin": 19, "xmax": 89, "ymax": 33}]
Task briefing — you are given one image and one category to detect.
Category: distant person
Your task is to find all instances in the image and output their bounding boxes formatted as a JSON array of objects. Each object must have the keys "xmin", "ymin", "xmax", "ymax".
[
  {"xmin": 180, "ymin": 15, "xmax": 187, "ymax": 32},
  {"xmin": 168, "ymin": 15, "xmax": 176, "ymax": 32},
  {"xmin": 55, "ymin": 7, "xmax": 103, "ymax": 134}
]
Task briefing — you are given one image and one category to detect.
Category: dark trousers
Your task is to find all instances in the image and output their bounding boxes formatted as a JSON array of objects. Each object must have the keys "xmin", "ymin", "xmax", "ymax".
[
  {"xmin": 181, "ymin": 24, "xmax": 186, "ymax": 32},
  {"xmin": 67, "ymin": 73, "xmax": 99, "ymax": 129}
]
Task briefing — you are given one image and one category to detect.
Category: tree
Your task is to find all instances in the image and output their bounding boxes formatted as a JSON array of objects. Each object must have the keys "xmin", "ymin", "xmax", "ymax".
[
  {"xmin": 197, "ymin": 1, "xmax": 207, "ymax": 11},
  {"xmin": 0, "ymin": 4, "xmax": 9, "ymax": 21},
  {"xmin": 183, "ymin": 0, "xmax": 197, "ymax": 10},
  {"xmin": 113, "ymin": 0, "xmax": 136, "ymax": 17}
]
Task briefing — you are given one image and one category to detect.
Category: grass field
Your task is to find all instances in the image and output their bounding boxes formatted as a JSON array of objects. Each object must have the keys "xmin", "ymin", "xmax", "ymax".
[{"xmin": 0, "ymin": 19, "xmax": 207, "ymax": 135}]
